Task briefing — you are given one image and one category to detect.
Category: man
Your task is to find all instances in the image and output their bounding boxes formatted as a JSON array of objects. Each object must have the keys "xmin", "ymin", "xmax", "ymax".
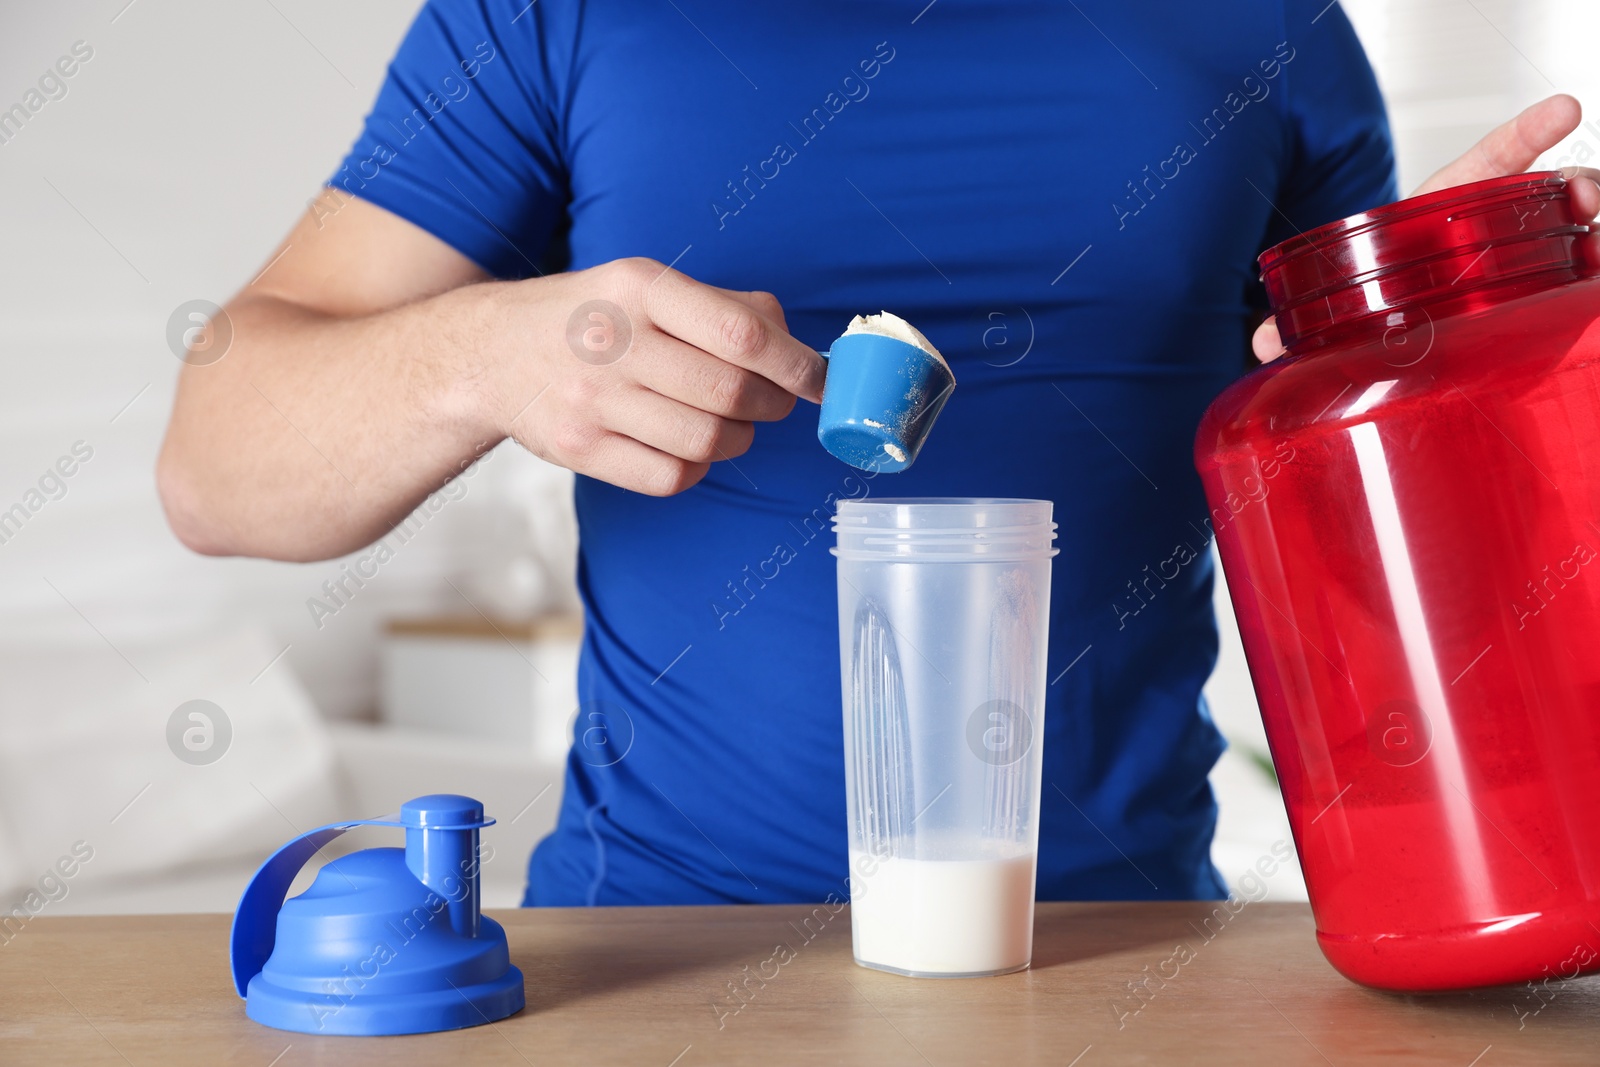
[{"xmin": 159, "ymin": 0, "xmax": 1596, "ymax": 905}]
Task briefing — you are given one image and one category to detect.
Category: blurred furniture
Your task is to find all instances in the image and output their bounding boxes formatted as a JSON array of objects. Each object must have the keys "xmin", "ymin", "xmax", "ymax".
[
  {"xmin": 380, "ymin": 613, "xmax": 582, "ymax": 764},
  {"xmin": 0, "ymin": 612, "xmax": 1303, "ymax": 919},
  {"xmin": 10, "ymin": 903, "xmax": 1599, "ymax": 1064},
  {"xmin": 331, "ymin": 721, "xmax": 562, "ymax": 908},
  {"xmin": 28, "ymin": 721, "xmax": 562, "ymax": 916},
  {"xmin": 0, "ymin": 628, "xmax": 339, "ymax": 908}
]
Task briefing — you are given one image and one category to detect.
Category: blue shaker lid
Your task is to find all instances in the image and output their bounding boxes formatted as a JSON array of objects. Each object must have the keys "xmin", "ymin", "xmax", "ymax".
[{"xmin": 229, "ymin": 793, "xmax": 524, "ymax": 1036}]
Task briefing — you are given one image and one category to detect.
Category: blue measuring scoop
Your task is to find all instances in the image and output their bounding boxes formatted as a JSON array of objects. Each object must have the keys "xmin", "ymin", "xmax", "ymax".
[{"xmin": 817, "ymin": 330, "xmax": 955, "ymax": 474}]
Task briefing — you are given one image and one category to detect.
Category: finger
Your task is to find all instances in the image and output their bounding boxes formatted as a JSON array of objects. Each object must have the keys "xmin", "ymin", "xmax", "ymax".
[
  {"xmin": 629, "ymin": 333, "xmax": 798, "ymax": 421},
  {"xmin": 1558, "ymin": 167, "xmax": 1600, "ymax": 221},
  {"xmin": 599, "ymin": 385, "xmax": 755, "ymax": 464},
  {"xmin": 1252, "ymin": 318, "xmax": 1286, "ymax": 363},
  {"xmin": 1414, "ymin": 94, "xmax": 1582, "ymax": 196},
  {"xmin": 713, "ymin": 287, "xmax": 790, "ymax": 333},
  {"xmin": 645, "ymin": 269, "xmax": 827, "ymax": 403},
  {"xmin": 552, "ymin": 424, "xmax": 711, "ymax": 497}
]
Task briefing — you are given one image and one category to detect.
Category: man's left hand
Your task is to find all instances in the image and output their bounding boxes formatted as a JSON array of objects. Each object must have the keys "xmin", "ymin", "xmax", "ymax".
[{"xmin": 1252, "ymin": 94, "xmax": 1600, "ymax": 362}]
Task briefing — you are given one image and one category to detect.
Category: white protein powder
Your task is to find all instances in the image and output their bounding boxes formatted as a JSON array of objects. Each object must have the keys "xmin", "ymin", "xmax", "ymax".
[
  {"xmin": 842, "ymin": 311, "xmax": 950, "ymax": 370},
  {"xmin": 849, "ymin": 851, "xmax": 1036, "ymax": 975}
]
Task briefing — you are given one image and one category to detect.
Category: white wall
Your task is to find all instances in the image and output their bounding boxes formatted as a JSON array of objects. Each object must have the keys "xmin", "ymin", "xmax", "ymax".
[{"xmin": 1344, "ymin": 0, "xmax": 1600, "ymax": 192}]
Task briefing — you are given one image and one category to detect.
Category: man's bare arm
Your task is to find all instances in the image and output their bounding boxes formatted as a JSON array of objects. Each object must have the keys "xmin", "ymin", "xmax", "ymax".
[{"xmin": 157, "ymin": 193, "xmax": 826, "ymax": 562}]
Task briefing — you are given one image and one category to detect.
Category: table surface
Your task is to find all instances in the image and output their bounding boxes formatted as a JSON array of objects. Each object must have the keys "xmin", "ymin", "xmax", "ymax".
[{"xmin": 4, "ymin": 902, "xmax": 1597, "ymax": 1065}]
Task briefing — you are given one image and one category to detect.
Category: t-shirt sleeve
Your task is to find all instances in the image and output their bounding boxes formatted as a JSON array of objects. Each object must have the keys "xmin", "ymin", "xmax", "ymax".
[
  {"xmin": 329, "ymin": 0, "xmax": 576, "ymax": 279},
  {"xmin": 1265, "ymin": 0, "xmax": 1399, "ymax": 247}
]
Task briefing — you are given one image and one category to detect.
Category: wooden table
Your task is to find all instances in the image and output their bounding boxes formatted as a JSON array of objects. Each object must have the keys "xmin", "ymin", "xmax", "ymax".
[{"xmin": 4, "ymin": 902, "xmax": 1597, "ymax": 1065}]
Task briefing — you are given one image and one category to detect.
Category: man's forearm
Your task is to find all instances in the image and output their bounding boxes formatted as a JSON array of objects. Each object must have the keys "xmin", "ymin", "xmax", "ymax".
[
  {"xmin": 158, "ymin": 280, "xmax": 522, "ymax": 561},
  {"xmin": 157, "ymin": 192, "xmax": 824, "ymax": 563}
]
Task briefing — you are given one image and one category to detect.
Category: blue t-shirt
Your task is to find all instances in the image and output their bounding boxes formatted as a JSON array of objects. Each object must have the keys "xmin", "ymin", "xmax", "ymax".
[{"xmin": 334, "ymin": 0, "xmax": 1396, "ymax": 905}]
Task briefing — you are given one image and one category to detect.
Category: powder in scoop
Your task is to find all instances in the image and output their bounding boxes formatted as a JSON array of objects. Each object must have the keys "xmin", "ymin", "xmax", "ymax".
[{"xmin": 842, "ymin": 311, "xmax": 950, "ymax": 372}]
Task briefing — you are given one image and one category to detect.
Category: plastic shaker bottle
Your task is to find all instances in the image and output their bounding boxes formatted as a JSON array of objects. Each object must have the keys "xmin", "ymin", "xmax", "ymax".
[{"xmin": 833, "ymin": 498, "xmax": 1057, "ymax": 977}]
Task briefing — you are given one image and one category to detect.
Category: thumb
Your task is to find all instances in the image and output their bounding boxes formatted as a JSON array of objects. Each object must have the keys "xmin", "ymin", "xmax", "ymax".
[{"xmin": 1252, "ymin": 318, "xmax": 1286, "ymax": 363}]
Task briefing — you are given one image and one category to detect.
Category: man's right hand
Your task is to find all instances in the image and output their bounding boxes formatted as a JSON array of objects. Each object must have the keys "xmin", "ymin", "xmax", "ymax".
[
  {"xmin": 494, "ymin": 257, "xmax": 826, "ymax": 497},
  {"xmin": 158, "ymin": 194, "xmax": 824, "ymax": 562}
]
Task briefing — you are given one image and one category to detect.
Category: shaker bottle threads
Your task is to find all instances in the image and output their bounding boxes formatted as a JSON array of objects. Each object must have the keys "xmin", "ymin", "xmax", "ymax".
[{"xmin": 833, "ymin": 499, "xmax": 1057, "ymax": 978}]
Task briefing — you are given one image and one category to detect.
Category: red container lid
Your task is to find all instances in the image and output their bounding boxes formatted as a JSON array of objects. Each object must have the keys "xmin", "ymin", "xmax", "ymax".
[{"xmin": 1260, "ymin": 171, "xmax": 1593, "ymax": 349}]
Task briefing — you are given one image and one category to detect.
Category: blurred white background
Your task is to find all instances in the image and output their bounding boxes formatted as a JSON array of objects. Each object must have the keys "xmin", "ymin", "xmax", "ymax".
[{"xmin": 0, "ymin": 1, "xmax": 1595, "ymax": 917}]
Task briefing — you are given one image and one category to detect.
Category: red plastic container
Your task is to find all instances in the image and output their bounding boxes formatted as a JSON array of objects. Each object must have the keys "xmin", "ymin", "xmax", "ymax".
[{"xmin": 1196, "ymin": 172, "xmax": 1600, "ymax": 991}]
